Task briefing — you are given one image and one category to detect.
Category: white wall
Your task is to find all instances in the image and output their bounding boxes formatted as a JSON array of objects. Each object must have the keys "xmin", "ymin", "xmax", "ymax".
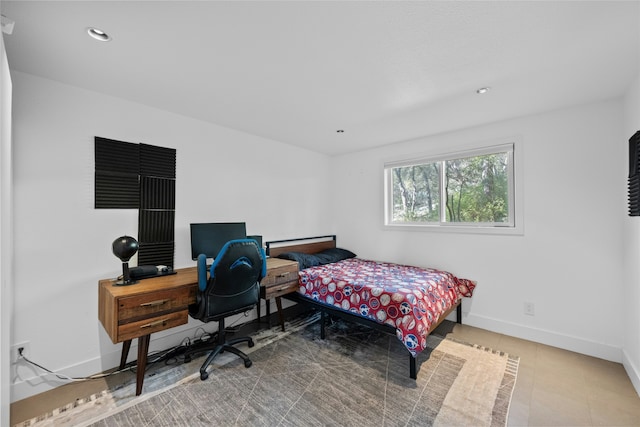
[
  {"xmin": 9, "ymin": 71, "xmax": 333, "ymax": 401},
  {"xmin": 1, "ymin": 32, "xmax": 14, "ymax": 427},
  {"xmin": 331, "ymin": 99, "xmax": 626, "ymax": 363},
  {"xmin": 622, "ymin": 72, "xmax": 640, "ymax": 394}
]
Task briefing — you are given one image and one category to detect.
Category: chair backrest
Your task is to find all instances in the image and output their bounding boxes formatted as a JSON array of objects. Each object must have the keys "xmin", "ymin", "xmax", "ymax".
[{"xmin": 190, "ymin": 239, "xmax": 266, "ymax": 322}]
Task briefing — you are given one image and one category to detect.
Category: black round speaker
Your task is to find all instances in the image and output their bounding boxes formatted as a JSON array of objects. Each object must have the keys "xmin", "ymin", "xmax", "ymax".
[{"xmin": 112, "ymin": 235, "xmax": 139, "ymax": 262}]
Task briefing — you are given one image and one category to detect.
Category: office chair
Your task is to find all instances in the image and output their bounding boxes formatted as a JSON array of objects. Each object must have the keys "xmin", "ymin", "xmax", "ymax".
[{"xmin": 186, "ymin": 238, "xmax": 266, "ymax": 380}]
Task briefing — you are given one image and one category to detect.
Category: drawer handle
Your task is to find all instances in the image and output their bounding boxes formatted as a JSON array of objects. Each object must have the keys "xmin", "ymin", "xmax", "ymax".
[
  {"xmin": 140, "ymin": 319, "xmax": 168, "ymax": 329},
  {"xmin": 277, "ymin": 272, "xmax": 291, "ymax": 278},
  {"xmin": 140, "ymin": 299, "xmax": 169, "ymax": 307}
]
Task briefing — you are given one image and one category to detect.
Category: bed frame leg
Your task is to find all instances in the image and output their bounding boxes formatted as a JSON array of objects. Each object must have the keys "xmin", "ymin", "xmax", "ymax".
[
  {"xmin": 320, "ymin": 310, "xmax": 326, "ymax": 340},
  {"xmin": 409, "ymin": 355, "xmax": 417, "ymax": 379},
  {"xmin": 456, "ymin": 302, "xmax": 462, "ymax": 324}
]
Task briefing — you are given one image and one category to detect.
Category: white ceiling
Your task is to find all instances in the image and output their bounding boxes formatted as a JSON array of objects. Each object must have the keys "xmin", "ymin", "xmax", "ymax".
[{"xmin": 2, "ymin": 1, "xmax": 639, "ymax": 156}]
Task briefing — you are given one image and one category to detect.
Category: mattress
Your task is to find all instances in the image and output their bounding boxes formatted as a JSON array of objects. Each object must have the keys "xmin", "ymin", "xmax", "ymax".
[{"xmin": 297, "ymin": 258, "xmax": 475, "ymax": 356}]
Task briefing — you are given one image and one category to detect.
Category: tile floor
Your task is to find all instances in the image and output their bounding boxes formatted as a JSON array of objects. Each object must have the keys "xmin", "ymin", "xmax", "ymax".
[{"xmin": 10, "ymin": 316, "xmax": 640, "ymax": 426}]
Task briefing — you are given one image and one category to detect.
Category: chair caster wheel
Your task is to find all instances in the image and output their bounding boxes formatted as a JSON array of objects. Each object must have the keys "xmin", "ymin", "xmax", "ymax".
[
  {"xmin": 200, "ymin": 372, "xmax": 209, "ymax": 381},
  {"xmin": 244, "ymin": 359, "xmax": 252, "ymax": 368},
  {"xmin": 248, "ymin": 339, "xmax": 255, "ymax": 348}
]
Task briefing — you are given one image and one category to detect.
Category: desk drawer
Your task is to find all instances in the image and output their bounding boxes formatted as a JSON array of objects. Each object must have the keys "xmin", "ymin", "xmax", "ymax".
[
  {"xmin": 117, "ymin": 310, "xmax": 188, "ymax": 342},
  {"xmin": 262, "ymin": 280, "xmax": 298, "ymax": 299},
  {"xmin": 261, "ymin": 263, "xmax": 298, "ymax": 287},
  {"xmin": 261, "ymin": 261, "xmax": 299, "ymax": 300},
  {"xmin": 118, "ymin": 288, "xmax": 192, "ymax": 322}
]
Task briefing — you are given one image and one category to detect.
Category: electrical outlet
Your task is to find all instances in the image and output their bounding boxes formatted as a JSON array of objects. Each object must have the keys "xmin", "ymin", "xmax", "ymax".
[
  {"xmin": 524, "ymin": 302, "xmax": 535, "ymax": 316},
  {"xmin": 10, "ymin": 341, "xmax": 30, "ymax": 364}
]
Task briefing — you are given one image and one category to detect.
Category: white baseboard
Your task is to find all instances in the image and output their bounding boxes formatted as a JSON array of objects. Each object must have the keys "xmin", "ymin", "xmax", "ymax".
[
  {"xmin": 10, "ymin": 322, "xmax": 208, "ymax": 403},
  {"xmin": 464, "ymin": 313, "xmax": 622, "ymax": 363},
  {"xmin": 11, "ymin": 299, "xmax": 281, "ymax": 403},
  {"xmin": 622, "ymin": 349, "xmax": 640, "ymax": 397}
]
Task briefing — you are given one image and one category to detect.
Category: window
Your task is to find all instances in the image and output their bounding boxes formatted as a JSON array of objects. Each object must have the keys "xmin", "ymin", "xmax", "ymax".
[{"xmin": 384, "ymin": 143, "xmax": 519, "ymax": 233}]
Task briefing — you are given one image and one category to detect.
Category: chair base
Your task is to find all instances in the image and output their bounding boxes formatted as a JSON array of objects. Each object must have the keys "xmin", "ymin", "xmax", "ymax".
[
  {"xmin": 198, "ymin": 336, "xmax": 255, "ymax": 380},
  {"xmin": 184, "ymin": 333, "xmax": 255, "ymax": 381}
]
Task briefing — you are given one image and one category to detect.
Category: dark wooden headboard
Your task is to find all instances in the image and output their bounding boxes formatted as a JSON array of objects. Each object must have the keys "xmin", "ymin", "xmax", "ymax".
[{"xmin": 266, "ymin": 235, "xmax": 336, "ymax": 257}]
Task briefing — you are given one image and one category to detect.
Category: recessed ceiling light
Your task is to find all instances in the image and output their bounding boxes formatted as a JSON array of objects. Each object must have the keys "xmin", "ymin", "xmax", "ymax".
[
  {"xmin": 87, "ymin": 27, "xmax": 111, "ymax": 42},
  {"xmin": 476, "ymin": 87, "xmax": 491, "ymax": 94}
]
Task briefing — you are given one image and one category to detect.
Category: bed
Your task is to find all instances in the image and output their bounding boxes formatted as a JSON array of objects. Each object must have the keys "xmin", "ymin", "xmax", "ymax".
[{"xmin": 265, "ymin": 235, "xmax": 476, "ymax": 379}]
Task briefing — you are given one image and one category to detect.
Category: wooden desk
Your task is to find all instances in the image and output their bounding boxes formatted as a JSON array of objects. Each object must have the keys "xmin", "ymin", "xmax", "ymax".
[{"xmin": 98, "ymin": 257, "xmax": 298, "ymax": 395}]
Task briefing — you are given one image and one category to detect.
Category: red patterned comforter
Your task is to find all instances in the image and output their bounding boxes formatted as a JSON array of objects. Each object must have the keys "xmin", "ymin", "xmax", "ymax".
[{"xmin": 298, "ymin": 258, "xmax": 475, "ymax": 356}]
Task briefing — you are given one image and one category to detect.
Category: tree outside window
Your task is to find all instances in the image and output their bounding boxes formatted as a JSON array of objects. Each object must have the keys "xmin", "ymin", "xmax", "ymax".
[{"xmin": 386, "ymin": 144, "xmax": 514, "ymax": 228}]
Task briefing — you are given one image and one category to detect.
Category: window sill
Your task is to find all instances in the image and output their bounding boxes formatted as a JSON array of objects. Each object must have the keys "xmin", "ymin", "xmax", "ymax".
[{"xmin": 383, "ymin": 222, "xmax": 524, "ymax": 236}]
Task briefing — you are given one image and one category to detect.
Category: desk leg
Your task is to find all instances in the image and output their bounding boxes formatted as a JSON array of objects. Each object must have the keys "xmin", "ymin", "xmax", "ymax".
[
  {"xmin": 258, "ymin": 299, "xmax": 271, "ymax": 326},
  {"xmin": 257, "ymin": 300, "xmax": 261, "ymax": 322},
  {"xmin": 266, "ymin": 300, "xmax": 271, "ymax": 326},
  {"xmin": 275, "ymin": 297, "xmax": 285, "ymax": 332},
  {"xmin": 120, "ymin": 340, "xmax": 132, "ymax": 370},
  {"xmin": 135, "ymin": 335, "xmax": 150, "ymax": 396}
]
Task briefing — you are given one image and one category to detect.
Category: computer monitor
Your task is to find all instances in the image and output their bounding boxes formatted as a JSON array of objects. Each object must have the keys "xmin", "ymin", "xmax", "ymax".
[{"xmin": 190, "ymin": 222, "xmax": 247, "ymax": 260}]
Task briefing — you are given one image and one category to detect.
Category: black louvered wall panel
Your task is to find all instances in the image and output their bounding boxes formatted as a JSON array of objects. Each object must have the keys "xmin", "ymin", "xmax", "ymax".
[
  {"xmin": 630, "ymin": 176, "xmax": 639, "ymax": 216},
  {"xmin": 95, "ymin": 136, "xmax": 176, "ymax": 267},
  {"xmin": 140, "ymin": 176, "xmax": 175, "ymax": 210},
  {"xmin": 95, "ymin": 138, "xmax": 140, "ymax": 209},
  {"xmin": 137, "ymin": 242, "xmax": 175, "ymax": 267},
  {"xmin": 95, "ymin": 137, "xmax": 140, "ymax": 172},
  {"xmin": 138, "ymin": 210, "xmax": 175, "ymax": 242},
  {"xmin": 95, "ymin": 171, "xmax": 139, "ymax": 208},
  {"xmin": 138, "ymin": 144, "xmax": 176, "ymax": 266},
  {"xmin": 629, "ymin": 131, "xmax": 640, "ymax": 216},
  {"xmin": 140, "ymin": 143, "xmax": 176, "ymax": 178}
]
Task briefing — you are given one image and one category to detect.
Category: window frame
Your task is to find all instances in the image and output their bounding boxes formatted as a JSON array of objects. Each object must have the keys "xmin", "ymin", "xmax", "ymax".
[{"xmin": 383, "ymin": 139, "xmax": 523, "ymax": 235}]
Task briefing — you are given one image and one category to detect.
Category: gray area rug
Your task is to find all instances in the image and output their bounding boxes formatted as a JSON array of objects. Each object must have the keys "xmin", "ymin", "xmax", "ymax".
[{"xmin": 78, "ymin": 317, "xmax": 519, "ymax": 426}]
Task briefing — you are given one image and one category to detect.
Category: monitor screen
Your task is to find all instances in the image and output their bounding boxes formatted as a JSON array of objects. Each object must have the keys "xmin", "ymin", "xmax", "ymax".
[{"xmin": 190, "ymin": 222, "xmax": 247, "ymax": 260}]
